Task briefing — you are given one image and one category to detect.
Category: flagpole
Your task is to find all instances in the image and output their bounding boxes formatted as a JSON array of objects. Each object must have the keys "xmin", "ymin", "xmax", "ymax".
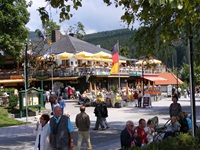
[{"xmin": 117, "ymin": 42, "xmax": 120, "ymax": 92}]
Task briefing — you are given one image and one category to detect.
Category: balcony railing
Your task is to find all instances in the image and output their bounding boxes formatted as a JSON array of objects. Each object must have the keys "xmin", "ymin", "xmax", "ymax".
[{"xmin": 0, "ymin": 66, "xmax": 166, "ymax": 79}]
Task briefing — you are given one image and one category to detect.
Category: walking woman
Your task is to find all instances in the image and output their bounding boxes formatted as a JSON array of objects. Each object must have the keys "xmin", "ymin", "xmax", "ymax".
[{"xmin": 34, "ymin": 114, "xmax": 51, "ymax": 150}]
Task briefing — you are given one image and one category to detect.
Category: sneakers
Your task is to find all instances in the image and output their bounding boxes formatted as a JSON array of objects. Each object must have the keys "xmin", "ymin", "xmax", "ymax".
[{"xmin": 93, "ymin": 128, "xmax": 98, "ymax": 130}]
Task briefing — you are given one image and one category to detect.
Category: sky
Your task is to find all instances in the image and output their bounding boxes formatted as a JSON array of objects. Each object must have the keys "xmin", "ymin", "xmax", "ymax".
[{"xmin": 26, "ymin": 0, "xmax": 140, "ymax": 34}]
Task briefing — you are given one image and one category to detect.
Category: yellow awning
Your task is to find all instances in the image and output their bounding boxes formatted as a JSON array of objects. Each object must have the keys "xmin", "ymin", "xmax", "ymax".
[
  {"xmin": 57, "ymin": 52, "xmax": 73, "ymax": 59},
  {"xmin": 75, "ymin": 51, "xmax": 93, "ymax": 58},
  {"xmin": 93, "ymin": 51, "xmax": 112, "ymax": 58},
  {"xmin": 119, "ymin": 60, "xmax": 126, "ymax": 63}
]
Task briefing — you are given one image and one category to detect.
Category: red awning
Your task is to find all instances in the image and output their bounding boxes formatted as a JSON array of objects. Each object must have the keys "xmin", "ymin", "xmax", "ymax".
[{"xmin": 143, "ymin": 76, "xmax": 167, "ymax": 82}]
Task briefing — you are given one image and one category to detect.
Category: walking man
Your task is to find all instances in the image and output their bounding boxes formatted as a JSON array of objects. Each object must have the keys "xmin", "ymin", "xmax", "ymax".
[
  {"xmin": 93, "ymin": 102, "xmax": 105, "ymax": 130},
  {"xmin": 75, "ymin": 106, "xmax": 92, "ymax": 150},
  {"xmin": 101, "ymin": 102, "xmax": 110, "ymax": 129},
  {"xmin": 49, "ymin": 106, "xmax": 74, "ymax": 150}
]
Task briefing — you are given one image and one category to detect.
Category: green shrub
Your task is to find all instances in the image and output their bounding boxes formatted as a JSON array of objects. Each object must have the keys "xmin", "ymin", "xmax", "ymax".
[
  {"xmin": 8, "ymin": 94, "xmax": 19, "ymax": 108},
  {"xmin": 128, "ymin": 133, "xmax": 200, "ymax": 150}
]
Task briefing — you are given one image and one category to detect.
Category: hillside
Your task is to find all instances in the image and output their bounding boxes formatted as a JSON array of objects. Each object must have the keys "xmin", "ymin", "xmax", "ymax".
[{"xmin": 84, "ymin": 29, "xmax": 137, "ymax": 57}]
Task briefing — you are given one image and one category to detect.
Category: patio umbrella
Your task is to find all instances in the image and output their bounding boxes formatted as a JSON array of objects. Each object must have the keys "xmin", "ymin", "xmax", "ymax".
[
  {"xmin": 135, "ymin": 60, "xmax": 147, "ymax": 65},
  {"xmin": 35, "ymin": 56, "xmax": 45, "ymax": 61},
  {"xmin": 57, "ymin": 52, "xmax": 73, "ymax": 59},
  {"xmin": 89, "ymin": 82, "xmax": 93, "ymax": 92},
  {"xmin": 94, "ymin": 82, "xmax": 97, "ymax": 95},
  {"xmin": 135, "ymin": 59, "xmax": 162, "ymax": 65},
  {"xmin": 126, "ymin": 82, "xmax": 129, "ymax": 95},
  {"xmin": 149, "ymin": 59, "xmax": 162, "ymax": 64},
  {"xmin": 75, "ymin": 51, "xmax": 93, "ymax": 58},
  {"xmin": 93, "ymin": 51, "xmax": 112, "ymax": 58}
]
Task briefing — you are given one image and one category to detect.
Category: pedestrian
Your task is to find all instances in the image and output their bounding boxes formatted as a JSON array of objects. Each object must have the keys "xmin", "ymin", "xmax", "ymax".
[
  {"xmin": 101, "ymin": 102, "xmax": 110, "ymax": 129},
  {"xmin": 68, "ymin": 86, "xmax": 73, "ymax": 99},
  {"xmin": 163, "ymin": 116, "xmax": 181, "ymax": 139},
  {"xmin": 133, "ymin": 91, "xmax": 139, "ymax": 107},
  {"xmin": 169, "ymin": 94, "xmax": 182, "ymax": 117},
  {"xmin": 138, "ymin": 91, "xmax": 143, "ymax": 108},
  {"xmin": 58, "ymin": 95, "xmax": 66, "ymax": 115},
  {"xmin": 34, "ymin": 114, "xmax": 50, "ymax": 150},
  {"xmin": 49, "ymin": 106, "xmax": 74, "ymax": 150},
  {"xmin": 93, "ymin": 102, "xmax": 105, "ymax": 130},
  {"xmin": 75, "ymin": 106, "xmax": 92, "ymax": 150},
  {"xmin": 178, "ymin": 112, "xmax": 189, "ymax": 133},
  {"xmin": 49, "ymin": 92, "xmax": 55, "ymax": 112},
  {"xmin": 43, "ymin": 91, "xmax": 48, "ymax": 108},
  {"xmin": 134, "ymin": 118, "xmax": 148, "ymax": 147},
  {"xmin": 146, "ymin": 120, "xmax": 157, "ymax": 143},
  {"xmin": 120, "ymin": 120, "xmax": 138, "ymax": 149},
  {"xmin": 52, "ymin": 97, "xmax": 60, "ymax": 109},
  {"xmin": 45, "ymin": 90, "xmax": 50, "ymax": 102}
]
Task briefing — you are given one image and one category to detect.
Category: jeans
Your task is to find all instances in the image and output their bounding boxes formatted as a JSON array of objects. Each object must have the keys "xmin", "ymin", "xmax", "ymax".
[{"xmin": 95, "ymin": 117, "xmax": 105, "ymax": 129}]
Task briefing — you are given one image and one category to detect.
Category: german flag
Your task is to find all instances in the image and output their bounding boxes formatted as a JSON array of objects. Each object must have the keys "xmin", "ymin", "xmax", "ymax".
[{"xmin": 110, "ymin": 43, "xmax": 119, "ymax": 74}]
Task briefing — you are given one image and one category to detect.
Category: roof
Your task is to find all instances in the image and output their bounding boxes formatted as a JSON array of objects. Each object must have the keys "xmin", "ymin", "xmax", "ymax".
[
  {"xmin": 155, "ymin": 72, "xmax": 184, "ymax": 85},
  {"xmin": 45, "ymin": 34, "xmax": 127, "ymax": 60},
  {"xmin": 143, "ymin": 76, "xmax": 167, "ymax": 82}
]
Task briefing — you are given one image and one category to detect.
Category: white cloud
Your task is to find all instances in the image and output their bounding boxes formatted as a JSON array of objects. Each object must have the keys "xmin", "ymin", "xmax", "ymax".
[{"xmin": 26, "ymin": 0, "xmax": 140, "ymax": 34}]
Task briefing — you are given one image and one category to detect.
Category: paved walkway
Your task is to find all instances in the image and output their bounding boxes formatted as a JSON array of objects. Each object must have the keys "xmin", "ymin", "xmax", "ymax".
[{"xmin": 0, "ymin": 96, "xmax": 200, "ymax": 150}]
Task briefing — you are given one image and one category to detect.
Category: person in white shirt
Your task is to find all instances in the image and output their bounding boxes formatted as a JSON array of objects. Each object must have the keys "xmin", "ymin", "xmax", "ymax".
[{"xmin": 34, "ymin": 114, "xmax": 51, "ymax": 150}]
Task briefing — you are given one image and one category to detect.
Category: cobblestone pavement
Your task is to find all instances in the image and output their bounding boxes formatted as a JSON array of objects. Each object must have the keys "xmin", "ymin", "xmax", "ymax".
[{"xmin": 0, "ymin": 96, "xmax": 200, "ymax": 150}]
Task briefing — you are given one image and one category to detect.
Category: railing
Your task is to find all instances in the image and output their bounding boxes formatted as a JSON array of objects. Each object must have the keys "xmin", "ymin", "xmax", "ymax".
[{"xmin": 0, "ymin": 66, "xmax": 166, "ymax": 79}]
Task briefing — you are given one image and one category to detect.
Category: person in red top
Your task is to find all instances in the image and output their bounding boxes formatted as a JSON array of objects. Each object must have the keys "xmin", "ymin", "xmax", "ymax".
[
  {"xmin": 68, "ymin": 86, "xmax": 73, "ymax": 99},
  {"xmin": 133, "ymin": 91, "xmax": 139, "ymax": 107},
  {"xmin": 134, "ymin": 118, "xmax": 148, "ymax": 147}
]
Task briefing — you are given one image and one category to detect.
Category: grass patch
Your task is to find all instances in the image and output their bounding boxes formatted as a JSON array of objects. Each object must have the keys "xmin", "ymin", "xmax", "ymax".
[{"xmin": 0, "ymin": 107, "xmax": 28, "ymax": 127}]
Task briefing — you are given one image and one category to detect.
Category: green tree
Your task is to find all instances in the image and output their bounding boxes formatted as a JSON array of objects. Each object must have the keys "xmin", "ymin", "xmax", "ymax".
[
  {"xmin": 119, "ymin": 46, "xmax": 130, "ymax": 58},
  {"xmin": 0, "ymin": 0, "xmax": 30, "ymax": 58},
  {"xmin": 181, "ymin": 63, "xmax": 200, "ymax": 86},
  {"xmin": 65, "ymin": 22, "xmax": 86, "ymax": 40},
  {"xmin": 37, "ymin": 1, "xmax": 199, "ymax": 61},
  {"xmin": 35, "ymin": 20, "xmax": 61, "ymax": 40}
]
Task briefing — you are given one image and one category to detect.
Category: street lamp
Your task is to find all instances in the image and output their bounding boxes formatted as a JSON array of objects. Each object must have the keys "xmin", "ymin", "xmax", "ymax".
[
  {"xmin": 45, "ymin": 54, "xmax": 57, "ymax": 93},
  {"xmin": 24, "ymin": 39, "xmax": 32, "ymax": 122},
  {"xmin": 141, "ymin": 59, "xmax": 146, "ymax": 96}
]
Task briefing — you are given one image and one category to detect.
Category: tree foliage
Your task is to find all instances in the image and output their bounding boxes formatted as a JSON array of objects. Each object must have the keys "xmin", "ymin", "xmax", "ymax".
[
  {"xmin": 38, "ymin": 0, "xmax": 199, "ymax": 62},
  {"xmin": 65, "ymin": 22, "xmax": 86, "ymax": 40},
  {"xmin": 0, "ymin": 0, "xmax": 30, "ymax": 59},
  {"xmin": 181, "ymin": 63, "xmax": 200, "ymax": 86}
]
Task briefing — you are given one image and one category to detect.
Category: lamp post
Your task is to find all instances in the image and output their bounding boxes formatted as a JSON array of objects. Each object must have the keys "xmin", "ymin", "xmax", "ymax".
[
  {"xmin": 141, "ymin": 60, "xmax": 146, "ymax": 96},
  {"xmin": 45, "ymin": 54, "xmax": 57, "ymax": 93},
  {"xmin": 24, "ymin": 42, "xmax": 29, "ymax": 122}
]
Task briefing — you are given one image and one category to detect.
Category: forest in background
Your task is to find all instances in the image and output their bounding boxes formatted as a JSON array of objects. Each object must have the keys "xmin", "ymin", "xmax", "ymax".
[{"xmin": 84, "ymin": 29, "xmax": 188, "ymax": 70}]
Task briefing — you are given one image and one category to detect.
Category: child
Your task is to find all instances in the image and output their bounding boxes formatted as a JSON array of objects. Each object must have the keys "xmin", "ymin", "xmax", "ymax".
[{"xmin": 58, "ymin": 95, "xmax": 66, "ymax": 115}]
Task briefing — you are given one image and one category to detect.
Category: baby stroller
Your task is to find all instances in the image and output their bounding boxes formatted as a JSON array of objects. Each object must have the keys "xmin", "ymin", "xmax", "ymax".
[
  {"xmin": 154, "ymin": 117, "xmax": 182, "ymax": 141},
  {"xmin": 154, "ymin": 119, "xmax": 171, "ymax": 141}
]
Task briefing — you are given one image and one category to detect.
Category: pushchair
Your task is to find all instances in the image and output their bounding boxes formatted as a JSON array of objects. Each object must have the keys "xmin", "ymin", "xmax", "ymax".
[
  {"xmin": 154, "ymin": 117, "xmax": 182, "ymax": 141},
  {"xmin": 154, "ymin": 118, "xmax": 171, "ymax": 141}
]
